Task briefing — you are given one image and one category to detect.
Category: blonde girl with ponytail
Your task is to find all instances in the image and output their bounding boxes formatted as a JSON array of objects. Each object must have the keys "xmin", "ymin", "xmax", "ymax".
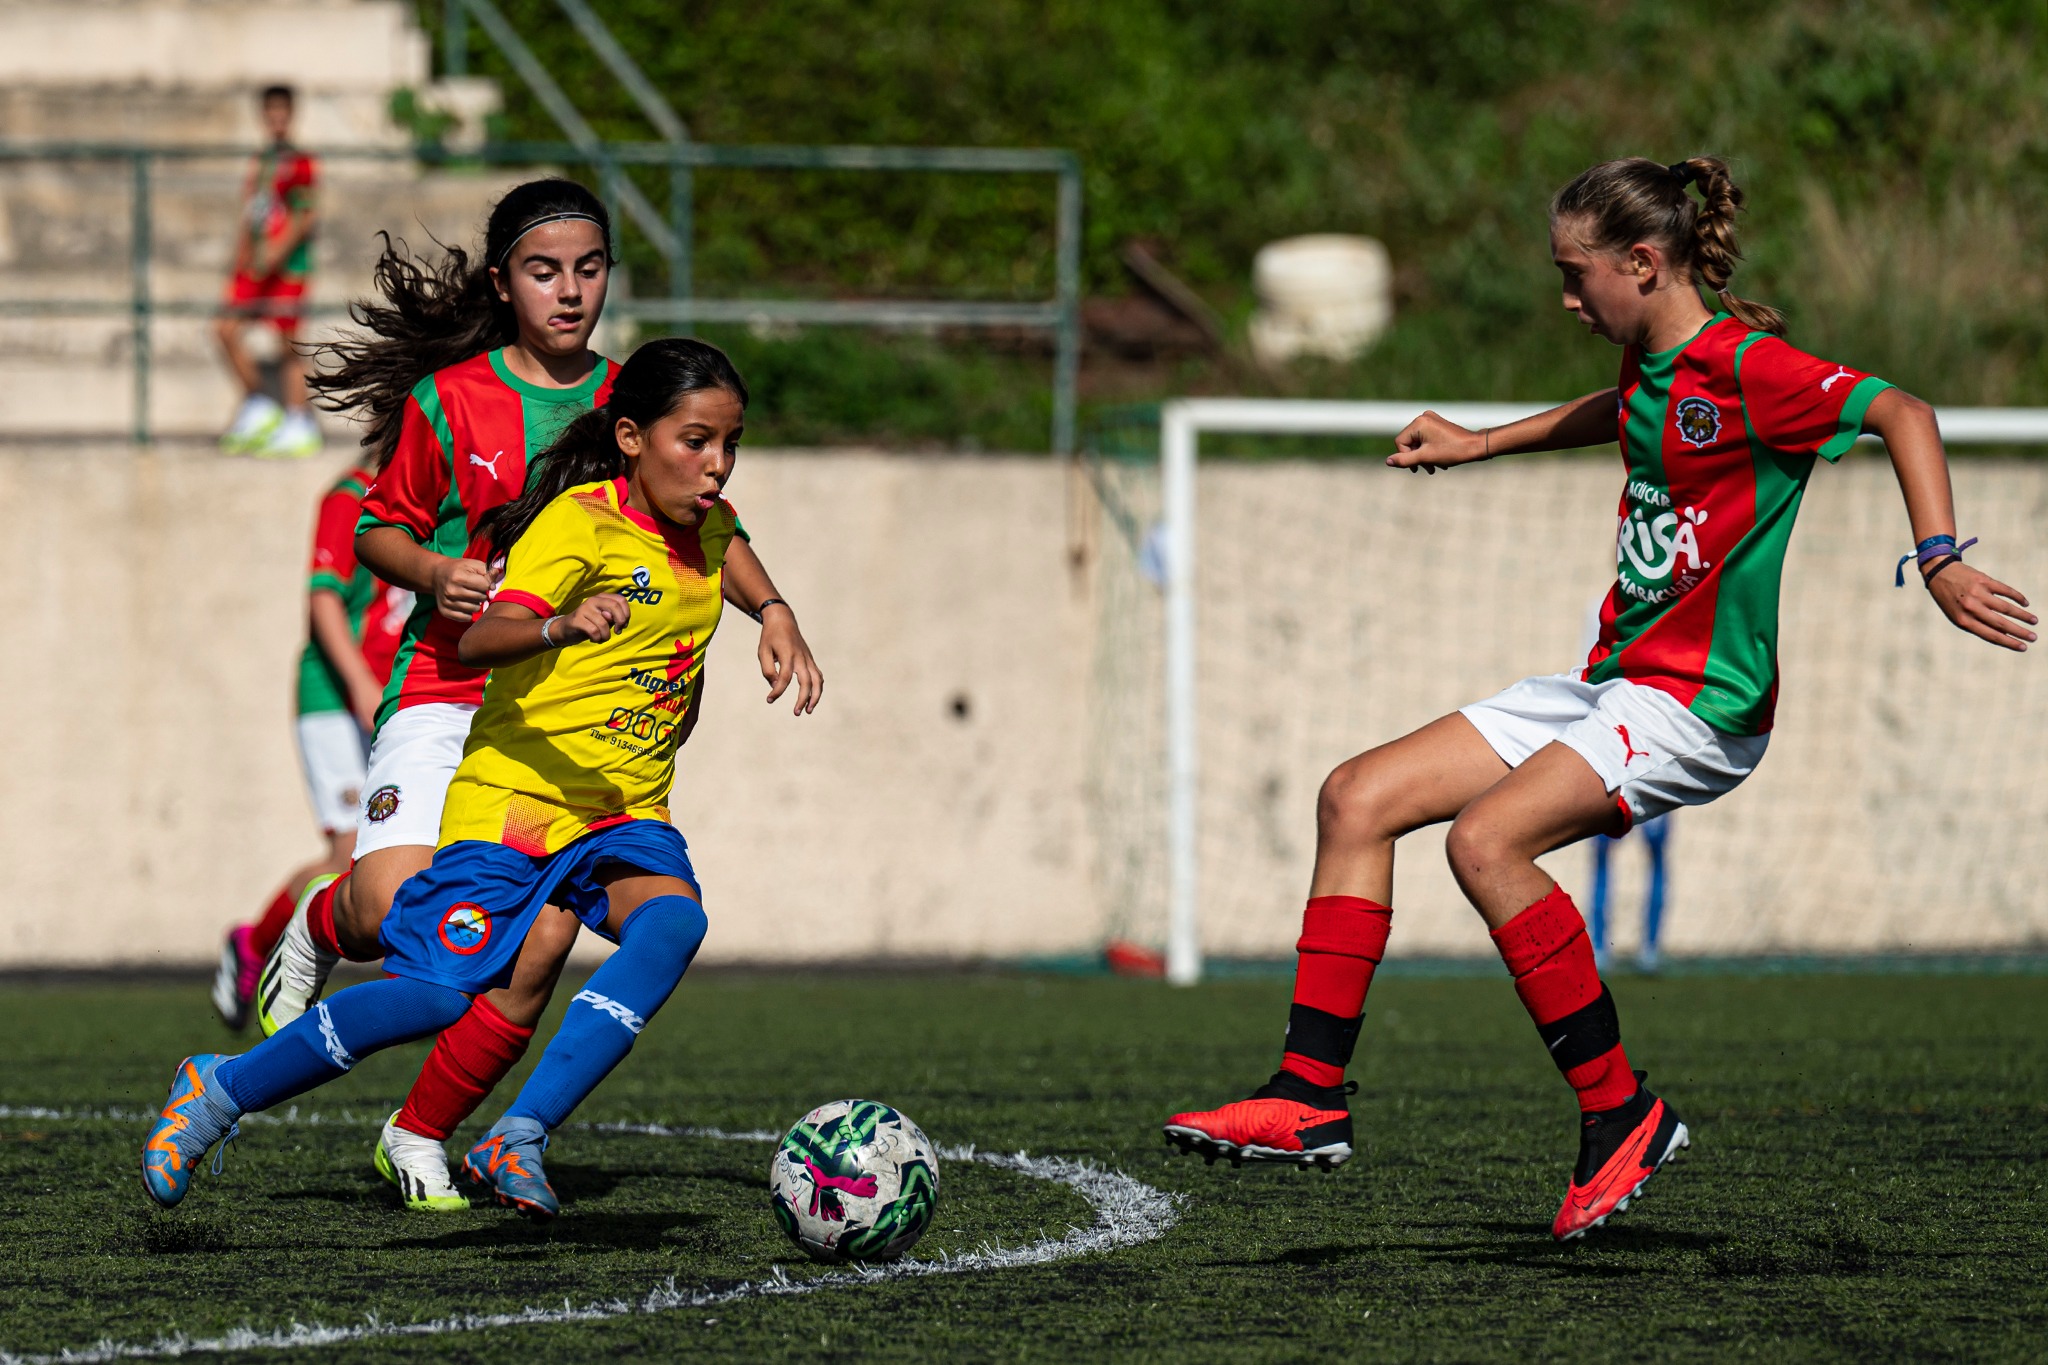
[{"xmin": 1163, "ymin": 155, "xmax": 2033, "ymax": 1242}]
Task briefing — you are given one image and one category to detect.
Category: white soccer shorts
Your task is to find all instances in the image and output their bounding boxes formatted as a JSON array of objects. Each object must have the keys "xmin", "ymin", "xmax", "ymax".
[
  {"xmin": 1459, "ymin": 672, "xmax": 1769, "ymax": 827},
  {"xmin": 296, "ymin": 710, "xmax": 371, "ymax": 835},
  {"xmin": 351, "ymin": 701, "xmax": 478, "ymax": 858}
]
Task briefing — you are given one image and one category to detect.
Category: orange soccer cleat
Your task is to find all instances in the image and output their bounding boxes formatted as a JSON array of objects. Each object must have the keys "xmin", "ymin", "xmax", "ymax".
[
  {"xmin": 1552, "ymin": 1071, "xmax": 1690, "ymax": 1241},
  {"xmin": 1164, "ymin": 1071, "xmax": 1356, "ymax": 1170}
]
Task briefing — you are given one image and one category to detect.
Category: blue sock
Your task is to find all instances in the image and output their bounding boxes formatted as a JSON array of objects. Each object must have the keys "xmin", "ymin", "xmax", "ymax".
[
  {"xmin": 216, "ymin": 976, "xmax": 471, "ymax": 1113},
  {"xmin": 504, "ymin": 895, "xmax": 708, "ymax": 1131}
]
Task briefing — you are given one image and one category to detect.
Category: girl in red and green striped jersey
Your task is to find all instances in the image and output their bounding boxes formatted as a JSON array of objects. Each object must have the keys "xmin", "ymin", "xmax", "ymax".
[
  {"xmin": 1164, "ymin": 156, "xmax": 2035, "ymax": 1241},
  {"xmin": 259, "ymin": 179, "xmax": 821, "ymax": 1208}
]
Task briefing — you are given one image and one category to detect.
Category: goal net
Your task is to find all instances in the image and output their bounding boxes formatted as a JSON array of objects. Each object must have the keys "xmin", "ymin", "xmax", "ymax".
[{"xmin": 1084, "ymin": 400, "xmax": 2048, "ymax": 983}]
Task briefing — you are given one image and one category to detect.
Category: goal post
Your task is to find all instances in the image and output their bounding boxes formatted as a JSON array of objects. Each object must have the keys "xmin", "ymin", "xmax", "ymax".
[{"xmin": 1155, "ymin": 399, "xmax": 2048, "ymax": 986}]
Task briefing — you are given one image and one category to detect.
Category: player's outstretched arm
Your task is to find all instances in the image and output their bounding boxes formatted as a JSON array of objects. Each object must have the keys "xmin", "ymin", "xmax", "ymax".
[
  {"xmin": 1866, "ymin": 388, "xmax": 2037, "ymax": 652},
  {"xmin": 357, "ymin": 525, "xmax": 493, "ymax": 624},
  {"xmin": 1387, "ymin": 389, "xmax": 1619, "ymax": 473},
  {"xmin": 458, "ymin": 596, "xmax": 630, "ymax": 669},
  {"xmin": 721, "ymin": 537, "xmax": 823, "ymax": 716}
]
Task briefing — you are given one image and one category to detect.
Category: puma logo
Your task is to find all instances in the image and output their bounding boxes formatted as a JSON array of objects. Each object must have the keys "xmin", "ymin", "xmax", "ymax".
[
  {"xmin": 1820, "ymin": 367, "xmax": 1855, "ymax": 393},
  {"xmin": 468, "ymin": 451, "xmax": 504, "ymax": 477},
  {"xmin": 1615, "ymin": 725, "xmax": 1650, "ymax": 765}
]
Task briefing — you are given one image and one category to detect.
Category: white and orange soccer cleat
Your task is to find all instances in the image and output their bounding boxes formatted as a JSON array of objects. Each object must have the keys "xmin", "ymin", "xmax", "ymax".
[
  {"xmin": 1164, "ymin": 1072, "xmax": 1356, "ymax": 1170},
  {"xmin": 1552, "ymin": 1071, "xmax": 1690, "ymax": 1241}
]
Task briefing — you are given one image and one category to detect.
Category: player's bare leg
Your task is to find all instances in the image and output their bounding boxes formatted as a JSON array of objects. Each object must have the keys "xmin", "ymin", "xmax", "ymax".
[
  {"xmin": 1165, "ymin": 713, "xmax": 1508, "ymax": 1167},
  {"xmin": 377, "ymin": 908, "xmax": 582, "ymax": 1210},
  {"xmin": 1445, "ymin": 742, "xmax": 1690, "ymax": 1240}
]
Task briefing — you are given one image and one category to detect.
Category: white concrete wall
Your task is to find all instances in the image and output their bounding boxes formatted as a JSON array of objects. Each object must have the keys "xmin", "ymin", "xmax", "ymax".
[{"xmin": 0, "ymin": 444, "xmax": 2040, "ymax": 968}]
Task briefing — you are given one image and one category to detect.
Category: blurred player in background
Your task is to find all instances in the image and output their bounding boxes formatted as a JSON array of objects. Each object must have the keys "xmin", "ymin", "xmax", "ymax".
[
  {"xmin": 1166, "ymin": 154, "xmax": 2033, "ymax": 1242},
  {"xmin": 216, "ymin": 84, "xmax": 322, "ymax": 458},
  {"xmin": 144, "ymin": 339, "xmax": 770, "ymax": 1218},
  {"xmin": 1588, "ymin": 814, "xmax": 1668, "ymax": 973},
  {"xmin": 251, "ymin": 179, "xmax": 818, "ymax": 1208},
  {"xmin": 211, "ymin": 466, "xmax": 410, "ymax": 1031},
  {"xmin": 1579, "ymin": 593, "xmax": 1671, "ymax": 973}
]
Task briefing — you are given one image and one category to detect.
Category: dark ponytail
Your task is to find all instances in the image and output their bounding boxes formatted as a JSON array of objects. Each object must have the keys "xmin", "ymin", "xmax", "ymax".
[
  {"xmin": 310, "ymin": 178, "xmax": 615, "ymax": 468},
  {"xmin": 475, "ymin": 337, "xmax": 750, "ymax": 555},
  {"xmin": 1550, "ymin": 155, "xmax": 1786, "ymax": 336}
]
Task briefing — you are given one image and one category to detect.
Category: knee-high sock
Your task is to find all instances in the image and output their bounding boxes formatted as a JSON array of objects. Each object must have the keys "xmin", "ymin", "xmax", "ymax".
[
  {"xmin": 1490, "ymin": 884, "xmax": 1636, "ymax": 1113},
  {"xmin": 250, "ymin": 884, "xmax": 299, "ymax": 960},
  {"xmin": 396, "ymin": 997, "xmax": 536, "ymax": 1140},
  {"xmin": 1280, "ymin": 895, "xmax": 1392, "ymax": 1087},
  {"xmin": 504, "ymin": 895, "xmax": 708, "ymax": 1131},
  {"xmin": 214, "ymin": 976, "xmax": 471, "ymax": 1114}
]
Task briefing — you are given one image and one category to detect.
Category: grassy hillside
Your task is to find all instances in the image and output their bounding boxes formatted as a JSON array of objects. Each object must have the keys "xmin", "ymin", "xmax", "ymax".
[{"xmin": 424, "ymin": 0, "xmax": 2048, "ymax": 445}]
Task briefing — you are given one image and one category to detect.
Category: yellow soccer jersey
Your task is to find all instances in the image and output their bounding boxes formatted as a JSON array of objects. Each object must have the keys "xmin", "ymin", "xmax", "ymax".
[{"xmin": 440, "ymin": 477, "xmax": 738, "ymax": 855}]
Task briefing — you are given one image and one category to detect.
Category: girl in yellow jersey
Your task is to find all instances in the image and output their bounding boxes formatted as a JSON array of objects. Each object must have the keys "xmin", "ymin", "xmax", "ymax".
[{"xmin": 144, "ymin": 340, "xmax": 765, "ymax": 1217}]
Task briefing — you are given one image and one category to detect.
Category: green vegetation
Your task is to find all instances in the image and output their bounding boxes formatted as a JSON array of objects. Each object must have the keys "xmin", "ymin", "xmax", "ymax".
[
  {"xmin": 2, "ymin": 970, "xmax": 2044, "ymax": 1360},
  {"xmin": 413, "ymin": 1, "xmax": 2048, "ymax": 447}
]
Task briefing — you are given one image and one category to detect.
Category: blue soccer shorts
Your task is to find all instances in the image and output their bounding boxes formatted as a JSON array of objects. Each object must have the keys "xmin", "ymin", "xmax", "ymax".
[{"xmin": 379, "ymin": 819, "xmax": 700, "ymax": 994}]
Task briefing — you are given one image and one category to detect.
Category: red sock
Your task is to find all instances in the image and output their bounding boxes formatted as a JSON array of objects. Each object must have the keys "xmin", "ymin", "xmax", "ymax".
[
  {"xmin": 249, "ymin": 885, "xmax": 298, "ymax": 960},
  {"xmin": 396, "ymin": 998, "xmax": 535, "ymax": 1140},
  {"xmin": 1491, "ymin": 885, "xmax": 1636, "ymax": 1112},
  {"xmin": 304, "ymin": 874, "xmax": 347, "ymax": 958},
  {"xmin": 1279, "ymin": 894, "xmax": 1393, "ymax": 1088}
]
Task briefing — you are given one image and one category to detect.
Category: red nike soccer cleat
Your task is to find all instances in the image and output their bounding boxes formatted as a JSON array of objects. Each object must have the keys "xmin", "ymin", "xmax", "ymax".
[
  {"xmin": 1552, "ymin": 1071, "xmax": 1689, "ymax": 1241},
  {"xmin": 1163, "ymin": 1071, "xmax": 1355, "ymax": 1170}
]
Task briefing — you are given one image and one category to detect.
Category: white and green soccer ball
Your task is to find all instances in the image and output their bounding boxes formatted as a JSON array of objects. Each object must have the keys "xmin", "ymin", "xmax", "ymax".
[{"xmin": 768, "ymin": 1099, "xmax": 940, "ymax": 1263}]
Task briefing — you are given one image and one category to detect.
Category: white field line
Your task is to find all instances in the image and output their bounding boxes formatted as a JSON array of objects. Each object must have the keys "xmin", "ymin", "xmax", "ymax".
[{"xmin": 0, "ymin": 1107, "xmax": 1183, "ymax": 1364}]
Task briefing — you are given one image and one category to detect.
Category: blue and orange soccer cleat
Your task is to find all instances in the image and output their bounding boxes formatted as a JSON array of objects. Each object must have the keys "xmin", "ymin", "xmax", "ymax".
[
  {"xmin": 1552, "ymin": 1071, "xmax": 1690, "ymax": 1241},
  {"xmin": 463, "ymin": 1116, "xmax": 559, "ymax": 1218},
  {"xmin": 1164, "ymin": 1071, "xmax": 1356, "ymax": 1170},
  {"xmin": 140, "ymin": 1054, "xmax": 243, "ymax": 1209}
]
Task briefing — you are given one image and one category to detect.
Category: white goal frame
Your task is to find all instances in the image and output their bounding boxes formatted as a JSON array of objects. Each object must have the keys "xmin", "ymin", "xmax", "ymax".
[{"xmin": 1157, "ymin": 399, "xmax": 2048, "ymax": 985}]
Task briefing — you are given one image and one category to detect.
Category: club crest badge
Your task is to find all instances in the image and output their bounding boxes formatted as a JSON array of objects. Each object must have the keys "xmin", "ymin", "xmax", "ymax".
[
  {"xmin": 437, "ymin": 902, "xmax": 492, "ymax": 955},
  {"xmin": 1674, "ymin": 396, "xmax": 1722, "ymax": 448},
  {"xmin": 365, "ymin": 784, "xmax": 401, "ymax": 823}
]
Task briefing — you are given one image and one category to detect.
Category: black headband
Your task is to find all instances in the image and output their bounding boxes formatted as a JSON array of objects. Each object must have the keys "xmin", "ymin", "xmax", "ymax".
[
  {"xmin": 493, "ymin": 211, "xmax": 606, "ymax": 267},
  {"xmin": 1667, "ymin": 161, "xmax": 1699, "ymax": 188}
]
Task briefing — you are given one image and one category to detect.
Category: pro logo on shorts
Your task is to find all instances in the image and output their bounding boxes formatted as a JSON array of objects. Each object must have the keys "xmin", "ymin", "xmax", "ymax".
[
  {"xmin": 437, "ymin": 902, "xmax": 492, "ymax": 955},
  {"xmin": 621, "ymin": 564, "xmax": 664, "ymax": 605},
  {"xmin": 365, "ymin": 784, "xmax": 401, "ymax": 823},
  {"xmin": 1674, "ymin": 396, "xmax": 1722, "ymax": 448}
]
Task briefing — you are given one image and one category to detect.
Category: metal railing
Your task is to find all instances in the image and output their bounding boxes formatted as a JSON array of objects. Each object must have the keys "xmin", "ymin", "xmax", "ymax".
[{"xmin": 0, "ymin": 139, "xmax": 1082, "ymax": 449}]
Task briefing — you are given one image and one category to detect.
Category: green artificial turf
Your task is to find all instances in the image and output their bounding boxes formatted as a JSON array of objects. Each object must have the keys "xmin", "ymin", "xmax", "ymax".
[{"xmin": 1, "ymin": 971, "xmax": 2044, "ymax": 1362}]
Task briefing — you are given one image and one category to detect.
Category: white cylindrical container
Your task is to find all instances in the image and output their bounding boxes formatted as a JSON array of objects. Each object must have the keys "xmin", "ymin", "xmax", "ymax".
[{"xmin": 1248, "ymin": 234, "xmax": 1393, "ymax": 365}]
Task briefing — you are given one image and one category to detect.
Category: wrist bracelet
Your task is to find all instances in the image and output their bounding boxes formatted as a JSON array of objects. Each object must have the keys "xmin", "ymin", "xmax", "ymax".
[
  {"xmin": 1921, "ymin": 555, "xmax": 1962, "ymax": 588},
  {"xmin": 1896, "ymin": 534, "xmax": 1976, "ymax": 587},
  {"xmin": 539, "ymin": 615, "xmax": 559, "ymax": 648},
  {"xmin": 748, "ymin": 597, "xmax": 790, "ymax": 623}
]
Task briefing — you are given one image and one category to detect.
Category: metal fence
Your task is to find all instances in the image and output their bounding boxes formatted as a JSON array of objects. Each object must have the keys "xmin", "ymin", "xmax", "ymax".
[{"xmin": 0, "ymin": 139, "xmax": 1082, "ymax": 448}]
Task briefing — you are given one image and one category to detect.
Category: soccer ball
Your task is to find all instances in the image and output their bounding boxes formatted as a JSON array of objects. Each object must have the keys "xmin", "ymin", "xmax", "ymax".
[{"xmin": 768, "ymin": 1099, "xmax": 940, "ymax": 1264}]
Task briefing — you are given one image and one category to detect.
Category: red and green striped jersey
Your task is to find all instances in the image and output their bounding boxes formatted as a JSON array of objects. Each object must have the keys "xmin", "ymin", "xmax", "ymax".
[
  {"xmin": 237, "ymin": 144, "xmax": 316, "ymax": 281},
  {"xmin": 1583, "ymin": 313, "xmax": 1891, "ymax": 735},
  {"xmin": 356, "ymin": 348, "xmax": 614, "ymax": 727},
  {"xmin": 299, "ymin": 467, "xmax": 386, "ymax": 716}
]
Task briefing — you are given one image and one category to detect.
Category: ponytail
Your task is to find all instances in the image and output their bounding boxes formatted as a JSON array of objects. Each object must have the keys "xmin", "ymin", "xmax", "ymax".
[
  {"xmin": 474, "ymin": 337, "xmax": 750, "ymax": 556},
  {"xmin": 1551, "ymin": 155, "xmax": 1786, "ymax": 337},
  {"xmin": 310, "ymin": 179, "xmax": 615, "ymax": 468}
]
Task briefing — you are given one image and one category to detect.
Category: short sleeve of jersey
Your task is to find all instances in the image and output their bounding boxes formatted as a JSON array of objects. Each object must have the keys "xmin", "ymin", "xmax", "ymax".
[
  {"xmin": 494, "ymin": 496, "xmax": 604, "ymax": 619},
  {"xmin": 357, "ymin": 382, "xmax": 449, "ymax": 541},
  {"xmin": 1737, "ymin": 335, "xmax": 1893, "ymax": 463},
  {"xmin": 309, "ymin": 482, "xmax": 362, "ymax": 595}
]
